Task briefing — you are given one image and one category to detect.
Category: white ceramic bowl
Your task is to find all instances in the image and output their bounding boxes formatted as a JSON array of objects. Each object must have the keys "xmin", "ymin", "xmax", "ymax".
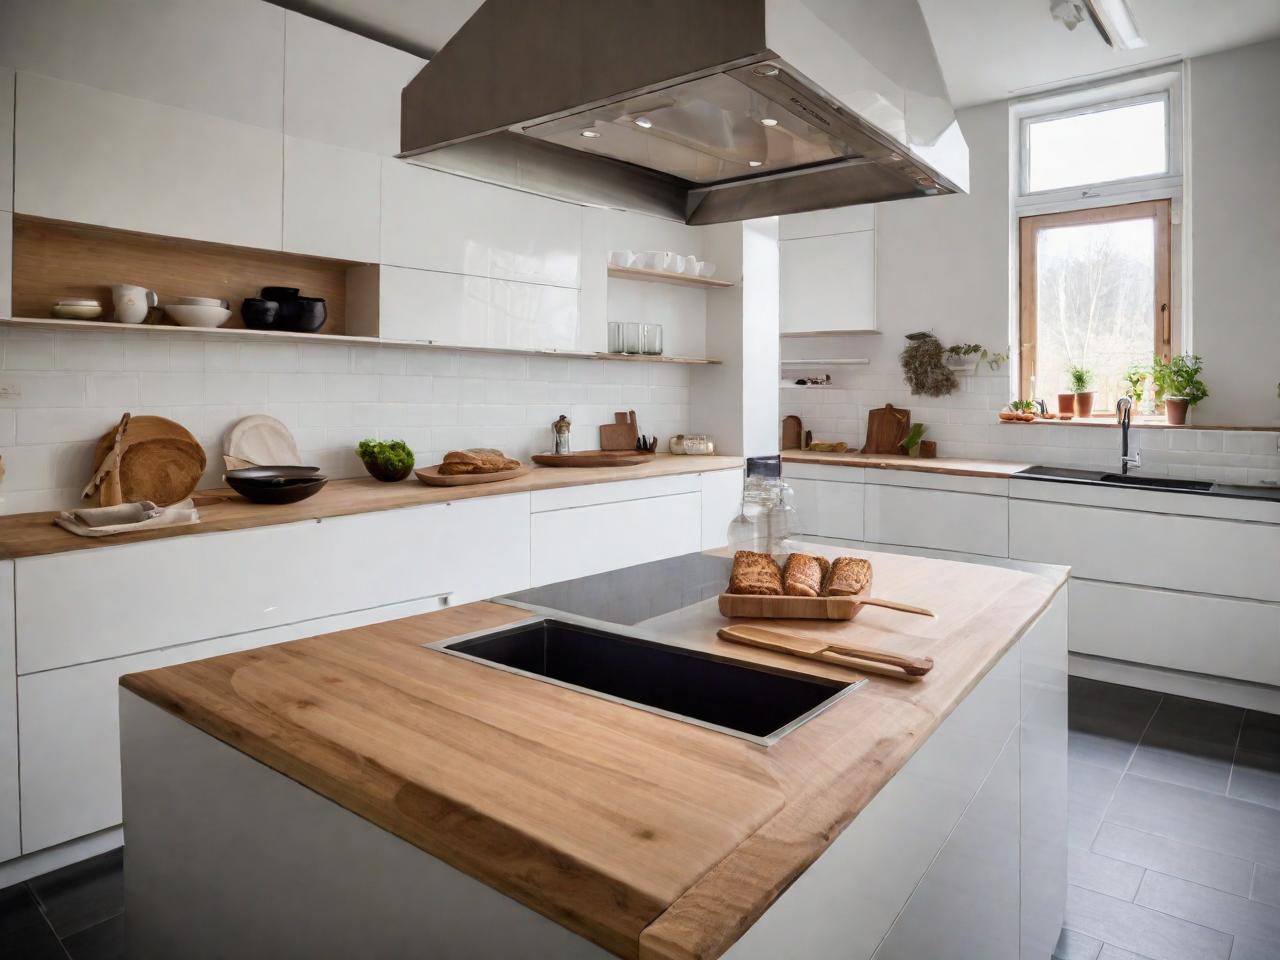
[
  {"xmin": 52, "ymin": 303, "xmax": 104, "ymax": 320},
  {"xmin": 164, "ymin": 303, "xmax": 232, "ymax": 328},
  {"xmin": 176, "ymin": 296, "xmax": 226, "ymax": 307}
]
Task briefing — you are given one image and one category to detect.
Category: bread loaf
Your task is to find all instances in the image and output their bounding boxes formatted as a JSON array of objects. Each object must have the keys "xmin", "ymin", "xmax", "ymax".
[
  {"xmin": 728, "ymin": 551, "xmax": 783, "ymax": 596},
  {"xmin": 823, "ymin": 556, "xmax": 872, "ymax": 597},
  {"xmin": 439, "ymin": 448, "xmax": 521, "ymax": 475},
  {"xmin": 782, "ymin": 553, "xmax": 825, "ymax": 597}
]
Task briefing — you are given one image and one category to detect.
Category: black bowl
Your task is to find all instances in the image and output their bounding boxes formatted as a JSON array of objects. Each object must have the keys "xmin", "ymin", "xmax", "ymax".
[
  {"xmin": 226, "ymin": 474, "xmax": 328, "ymax": 504},
  {"xmin": 282, "ymin": 296, "xmax": 326, "ymax": 333},
  {"xmin": 260, "ymin": 286, "xmax": 300, "ymax": 302},
  {"xmin": 241, "ymin": 298, "xmax": 280, "ymax": 330},
  {"xmin": 226, "ymin": 465, "xmax": 321, "ymax": 482}
]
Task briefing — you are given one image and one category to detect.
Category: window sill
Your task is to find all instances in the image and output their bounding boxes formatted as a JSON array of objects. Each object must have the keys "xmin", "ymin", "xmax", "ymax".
[{"xmin": 998, "ymin": 417, "xmax": 1279, "ymax": 432}]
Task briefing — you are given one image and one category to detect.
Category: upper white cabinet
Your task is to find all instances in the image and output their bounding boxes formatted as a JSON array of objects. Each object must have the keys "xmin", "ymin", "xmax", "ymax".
[
  {"xmin": 779, "ymin": 205, "xmax": 875, "ymax": 240},
  {"xmin": 0, "ymin": 69, "xmax": 13, "ymax": 212},
  {"xmin": 283, "ymin": 136, "xmax": 381, "ymax": 263},
  {"xmin": 0, "ymin": 0, "xmax": 284, "ymax": 131},
  {"xmin": 0, "ymin": 562, "xmax": 18, "ymax": 863},
  {"xmin": 15, "ymin": 73, "xmax": 283, "ymax": 250},
  {"xmin": 780, "ymin": 231, "xmax": 876, "ymax": 333},
  {"xmin": 283, "ymin": 11, "xmax": 424, "ymax": 156},
  {"xmin": 381, "ymin": 159, "xmax": 582, "ymax": 289}
]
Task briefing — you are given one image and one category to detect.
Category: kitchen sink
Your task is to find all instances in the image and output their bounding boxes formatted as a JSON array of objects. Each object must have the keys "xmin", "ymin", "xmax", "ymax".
[
  {"xmin": 1099, "ymin": 474, "xmax": 1215, "ymax": 492},
  {"xmin": 428, "ymin": 616, "xmax": 861, "ymax": 745}
]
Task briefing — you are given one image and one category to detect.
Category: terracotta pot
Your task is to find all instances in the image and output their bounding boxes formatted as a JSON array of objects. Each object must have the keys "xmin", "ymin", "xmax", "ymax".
[
  {"xmin": 918, "ymin": 440, "xmax": 938, "ymax": 459},
  {"xmin": 1073, "ymin": 392, "xmax": 1095, "ymax": 418},
  {"xmin": 1165, "ymin": 397, "xmax": 1189, "ymax": 425},
  {"xmin": 1057, "ymin": 392, "xmax": 1076, "ymax": 416}
]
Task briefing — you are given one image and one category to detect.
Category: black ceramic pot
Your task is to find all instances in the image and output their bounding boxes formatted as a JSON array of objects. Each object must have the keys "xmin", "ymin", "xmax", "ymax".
[
  {"xmin": 241, "ymin": 297, "xmax": 280, "ymax": 330},
  {"xmin": 285, "ymin": 296, "xmax": 327, "ymax": 333}
]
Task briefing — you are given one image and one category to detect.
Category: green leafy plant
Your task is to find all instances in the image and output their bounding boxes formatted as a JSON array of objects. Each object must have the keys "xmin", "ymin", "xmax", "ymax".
[
  {"xmin": 945, "ymin": 343, "xmax": 1009, "ymax": 370},
  {"xmin": 1123, "ymin": 363, "xmax": 1148, "ymax": 403},
  {"xmin": 902, "ymin": 422, "xmax": 927, "ymax": 453},
  {"xmin": 900, "ymin": 333, "xmax": 957, "ymax": 397},
  {"xmin": 1009, "ymin": 399, "xmax": 1037, "ymax": 414},
  {"xmin": 357, "ymin": 438, "xmax": 415, "ymax": 482},
  {"xmin": 1152, "ymin": 354, "xmax": 1209, "ymax": 406},
  {"xmin": 1068, "ymin": 365, "xmax": 1094, "ymax": 393}
]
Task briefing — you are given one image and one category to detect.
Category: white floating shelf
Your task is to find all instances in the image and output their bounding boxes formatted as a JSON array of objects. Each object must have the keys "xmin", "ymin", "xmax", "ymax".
[
  {"xmin": 0, "ymin": 317, "xmax": 722, "ymax": 365},
  {"xmin": 781, "ymin": 330, "xmax": 881, "ymax": 337},
  {"xmin": 781, "ymin": 359, "xmax": 870, "ymax": 366},
  {"xmin": 607, "ymin": 265, "xmax": 735, "ymax": 289}
]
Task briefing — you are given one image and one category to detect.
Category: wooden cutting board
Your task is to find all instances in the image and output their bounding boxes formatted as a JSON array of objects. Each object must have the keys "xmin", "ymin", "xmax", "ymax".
[
  {"xmin": 719, "ymin": 594, "xmax": 857, "ymax": 621},
  {"xmin": 531, "ymin": 450, "xmax": 654, "ymax": 468},
  {"xmin": 89, "ymin": 415, "xmax": 206, "ymax": 506},
  {"xmin": 861, "ymin": 404, "xmax": 911, "ymax": 455},
  {"xmin": 599, "ymin": 411, "xmax": 640, "ymax": 452},
  {"xmin": 781, "ymin": 415, "xmax": 803, "ymax": 451},
  {"xmin": 414, "ymin": 463, "xmax": 531, "ymax": 486}
]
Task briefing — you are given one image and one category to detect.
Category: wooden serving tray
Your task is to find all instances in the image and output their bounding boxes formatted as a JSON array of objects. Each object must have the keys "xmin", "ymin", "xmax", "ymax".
[
  {"xmin": 531, "ymin": 450, "xmax": 656, "ymax": 468},
  {"xmin": 415, "ymin": 463, "xmax": 531, "ymax": 486},
  {"xmin": 719, "ymin": 593, "xmax": 859, "ymax": 621}
]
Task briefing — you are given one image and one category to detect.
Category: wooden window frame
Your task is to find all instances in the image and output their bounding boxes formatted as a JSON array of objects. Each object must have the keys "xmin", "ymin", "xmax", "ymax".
[{"xmin": 1018, "ymin": 199, "xmax": 1171, "ymax": 404}]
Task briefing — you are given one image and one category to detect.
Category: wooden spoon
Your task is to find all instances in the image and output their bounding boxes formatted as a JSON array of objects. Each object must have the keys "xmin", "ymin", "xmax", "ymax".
[{"xmin": 718, "ymin": 625, "xmax": 934, "ymax": 681}]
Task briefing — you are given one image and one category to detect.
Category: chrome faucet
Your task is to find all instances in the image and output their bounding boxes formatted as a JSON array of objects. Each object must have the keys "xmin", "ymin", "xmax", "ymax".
[{"xmin": 1116, "ymin": 397, "xmax": 1141, "ymax": 475}]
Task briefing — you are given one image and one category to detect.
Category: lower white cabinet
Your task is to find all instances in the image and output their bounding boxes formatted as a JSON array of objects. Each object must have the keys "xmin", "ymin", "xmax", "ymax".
[
  {"xmin": 865, "ymin": 484, "xmax": 1008, "ymax": 558},
  {"xmin": 0, "ymin": 562, "xmax": 19, "ymax": 863},
  {"xmin": 789, "ymin": 476, "xmax": 865, "ymax": 541},
  {"xmin": 701, "ymin": 468, "xmax": 745, "ymax": 550},
  {"xmin": 1068, "ymin": 579, "xmax": 1280, "ymax": 686},
  {"xmin": 530, "ymin": 493, "xmax": 703, "ymax": 586}
]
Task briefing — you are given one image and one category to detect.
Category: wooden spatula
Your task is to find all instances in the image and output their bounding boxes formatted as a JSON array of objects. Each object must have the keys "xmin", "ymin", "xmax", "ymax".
[
  {"xmin": 718, "ymin": 625, "xmax": 934, "ymax": 681},
  {"xmin": 843, "ymin": 595, "xmax": 934, "ymax": 617}
]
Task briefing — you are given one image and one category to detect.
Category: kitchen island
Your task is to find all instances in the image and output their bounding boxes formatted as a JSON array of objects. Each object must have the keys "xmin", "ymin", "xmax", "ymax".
[{"xmin": 118, "ymin": 544, "xmax": 1068, "ymax": 960}]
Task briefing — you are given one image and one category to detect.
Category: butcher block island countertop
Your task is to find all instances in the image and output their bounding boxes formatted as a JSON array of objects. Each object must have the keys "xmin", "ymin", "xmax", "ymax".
[
  {"xmin": 120, "ymin": 545, "xmax": 1067, "ymax": 960},
  {"xmin": 0, "ymin": 453, "xmax": 743, "ymax": 560},
  {"xmin": 781, "ymin": 448, "xmax": 1033, "ymax": 478}
]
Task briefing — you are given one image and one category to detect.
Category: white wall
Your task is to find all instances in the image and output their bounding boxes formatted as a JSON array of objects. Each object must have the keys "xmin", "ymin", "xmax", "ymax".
[{"xmin": 1187, "ymin": 38, "xmax": 1280, "ymax": 424}]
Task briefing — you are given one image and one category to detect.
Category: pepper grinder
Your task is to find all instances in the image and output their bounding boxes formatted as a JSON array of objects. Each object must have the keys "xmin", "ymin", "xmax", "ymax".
[{"xmin": 552, "ymin": 414, "xmax": 572, "ymax": 455}]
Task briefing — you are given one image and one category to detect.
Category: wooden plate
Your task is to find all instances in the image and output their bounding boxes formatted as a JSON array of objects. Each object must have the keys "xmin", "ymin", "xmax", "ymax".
[
  {"xmin": 415, "ymin": 463, "xmax": 531, "ymax": 486},
  {"xmin": 91, "ymin": 415, "xmax": 206, "ymax": 507},
  {"xmin": 223, "ymin": 415, "xmax": 301, "ymax": 467},
  {"xmin": 531, "ymin": 450, "xmax": 656, "ymax": 468}
]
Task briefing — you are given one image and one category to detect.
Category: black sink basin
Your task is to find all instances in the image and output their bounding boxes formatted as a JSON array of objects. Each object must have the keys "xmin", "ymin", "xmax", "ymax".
[
  {"xmin": 1099, "ymin": 474, "xmax": 1214, "ymax": 492},
  {"xmin": 433, "ymin": 617, "xmax": 858, "ymax": 744}
]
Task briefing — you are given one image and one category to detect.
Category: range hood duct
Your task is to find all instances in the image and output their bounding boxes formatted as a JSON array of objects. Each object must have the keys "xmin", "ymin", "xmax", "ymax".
[{"xmin": 399, "ymin": 0, "xmax": 968, "ymax": 224}]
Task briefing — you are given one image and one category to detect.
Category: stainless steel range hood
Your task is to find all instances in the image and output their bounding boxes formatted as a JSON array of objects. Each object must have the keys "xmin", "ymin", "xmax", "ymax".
[{"xmin": 399, "ymin": 0, "xmax": 968, "ymax": 224}]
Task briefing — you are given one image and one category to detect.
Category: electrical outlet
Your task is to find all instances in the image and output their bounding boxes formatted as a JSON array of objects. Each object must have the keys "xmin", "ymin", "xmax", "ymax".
[{"xmin": 0, "ymin": 383, "xmax": 21, "ymax": 399}]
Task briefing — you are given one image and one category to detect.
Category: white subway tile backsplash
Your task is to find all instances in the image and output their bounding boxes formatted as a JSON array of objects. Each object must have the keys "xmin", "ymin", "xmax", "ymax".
[
  {"xmin": 299, "ymin": 342, "xmax": 351, "ymax": 373},
  {"xmin": 238, "ymin": 342, "xmax": 301, "ymax": 372},
  {"xmin": 4, "ymin": 334, "xmax": 55, "ymax": 370},
  {"xmin": 122, "ymin": 338, "xmax": 172, "ymax": 371},
  {"xmin": 267, "ymin": 372, "xmax": 327, "ymax": 402},
  {"xmin": 140, "ymin": 372, "xmax": 205, "ymax": 405},
  {"xmin": 86, "ymin": 373, "xmax": 140, "ymax": 407},
  {"xmin": 322, "ymin": 373, "xmax": 380, "ymax": 402},
  {"xmin": 172, "ymin": 340, "xmax": 209, "ymax": 371}
]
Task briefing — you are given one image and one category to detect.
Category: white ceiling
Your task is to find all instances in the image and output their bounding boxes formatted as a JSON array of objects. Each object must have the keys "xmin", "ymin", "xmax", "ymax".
[{"xmin": 270, "ymin": 0, "xmax": 1280, "ymax": 106}]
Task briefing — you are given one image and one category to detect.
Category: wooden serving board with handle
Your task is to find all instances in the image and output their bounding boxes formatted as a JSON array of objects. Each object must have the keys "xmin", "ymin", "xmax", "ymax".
[
  {"xmin": 781, "ymin": 415, "xmax": 803, "ymax": 451},
  {"xmin": 414, "ymin": 463, "xmax": 531, "ymax": 486},
  {"xmin": 531, "ymin": 450, "xmax": 654, "ymax": 468},
  {"xmin": 861, "ymin": 403, "xmax": 911, "ymax": 455},
  {"xmin": 599, "ymin": 410, "xmax": 640, "ymax": 452},
  {"xmin": 718, "ymin": 624, "xmax": 934, "ymax": 681},
  {"xmin": 719, "ymin": 592, "xmax": 935, "ymax": 621}
]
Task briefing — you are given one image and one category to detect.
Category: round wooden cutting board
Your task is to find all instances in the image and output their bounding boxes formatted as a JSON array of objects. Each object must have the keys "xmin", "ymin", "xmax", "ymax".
[{"xmin": 91, "ymin": 415, "xmax": 207, "ymax": 506}]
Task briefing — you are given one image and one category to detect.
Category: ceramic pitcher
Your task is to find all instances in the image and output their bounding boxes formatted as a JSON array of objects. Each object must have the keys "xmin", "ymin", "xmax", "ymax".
[{"xmin": 111, "ymin": 284, "xmax": 158, "ymax": 324}]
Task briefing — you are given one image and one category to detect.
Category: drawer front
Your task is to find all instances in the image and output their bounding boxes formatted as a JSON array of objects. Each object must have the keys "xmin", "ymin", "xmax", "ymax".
[
  {"xmin": 864, "ymin": 468, "xmax": 1009, "ymax": 498},
  {"xmin": 865, "ymin": 485, "xmax": 1009, "ymax": 558},
  {"xmin": 0, "ymin": 561, "xmax": 17, "ymax": 863},
  {"xmin": 17, "ymin": 504, "xmax": 459, "ymax": 674},
  {"xmin": 530, "ymin": 492, "xmax": 702, "ymax": 586},
  {"xmin": 788, "ymin": 478, "xmax": 865, "ymax": 541},
  {"xmin": 1010, "ymin": 500, "xmax": 1280, "ymax": 602},
  {"xmin": 529, "ymin": 473, "xmax": 701, "ymax": 513},
  {"xmin": 701, "ymin": 469, "xmax": 745, "ymax": 550},
  {"xmin": 783, "ymin": 462, "xmax": 866, "ymax": 483},
  {"xmin": 1069, "ymin": 580, "xmax": 1280, "ymax": 685}
]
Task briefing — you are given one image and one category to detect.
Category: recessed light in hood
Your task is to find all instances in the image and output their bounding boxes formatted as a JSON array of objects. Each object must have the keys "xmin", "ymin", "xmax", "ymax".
[{"xmin": 399, "ymin": 0, "xmax": 969, "ymax": 224}]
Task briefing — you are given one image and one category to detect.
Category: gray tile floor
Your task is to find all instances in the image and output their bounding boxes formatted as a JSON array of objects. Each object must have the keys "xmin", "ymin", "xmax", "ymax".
[{"xmin": 1057, "ymin": 677, "xmax": 1280, "ymax": 960}]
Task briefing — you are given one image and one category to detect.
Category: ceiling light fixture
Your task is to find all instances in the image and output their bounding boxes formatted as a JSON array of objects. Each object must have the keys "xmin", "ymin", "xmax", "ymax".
[
  {"xmin": 1084, "ymin": 0, "xmax": 1147, "ymax": 49},
  {"xmin": 748, "ymin": 160, "xmax": 763, "ymax": 167},
  {"xmin": 760, "ymin": 118, "xmax": 778, "ymax": 127},
  {"xmin": 633, "ymin": 117, "xmax": 653, "ymax": 129},
  {"xmin": 580, "ymin": 129, "xmax": 601, "ymax": 138}
]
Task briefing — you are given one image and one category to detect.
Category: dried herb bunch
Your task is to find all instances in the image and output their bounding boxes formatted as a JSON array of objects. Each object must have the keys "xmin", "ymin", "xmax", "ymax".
[{"xmin": 900, "ymin": 333, "xmax": 957, "ymax": 397}]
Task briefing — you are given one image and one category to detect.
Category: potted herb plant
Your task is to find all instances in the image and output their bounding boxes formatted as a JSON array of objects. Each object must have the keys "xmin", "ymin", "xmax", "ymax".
[
  {"xmin": 1152, "ymin": 354, "xmax": 1208, "ymax": 425},
  {"xmin": 902, "ymin": 423, "xmax": 928, "ymax": 457},
  {"xmin": 944, "ymin": 343, "xmax": 1009, "ymax": 374},
  {"xmin": 1068, "ymin": 365, "xmax": 1095, "ymax": 418},
  {"xmin": 357, "ymin": 439, "xmax": 415, "ymax": 482},
  {"xmin": 900, "ymin": 333, "xmax": 957, "ymax": 397},
  {"xmin": 1123, "ymin": 363, "xmax": 1148, "ymax": 405}
]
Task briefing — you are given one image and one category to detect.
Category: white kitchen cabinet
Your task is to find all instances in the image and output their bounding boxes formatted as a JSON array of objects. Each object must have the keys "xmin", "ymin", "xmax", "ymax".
[
  {"xmin": 0, "ymin": 0, "xmax": 285, "ymax": 131},
  {"xmin": 780, "ymin": 231, "xmax": 875, "ymax": 333},
  {"xmin": 1009, "ymin": 499, "xmax": 1280, "ymax": 602},
  {"xmin": 788, "ymin": 477, "xmax": 865, "ymax": 541},
  {"xmin": 0, "ymin": 562, "xmax": 19, "ymax": 863},
  {"xmin": 381, "ymin": 159, "xmax": 582, "ymax": 289},
  {"xmin": 15, "ymin": 73, "xmax": 283, "ymax": 250},
  {"xmin": 530, "ymin": 473, "xmax": 700, "ymax": 513},
  {"xmin": 865, "ymin": 483, "xmax": 1008, "ymax": 558},
  {"xmin": 0, "ymin": 69, "xmax": 12, "ymax": 212},
  {"xmin": 1068, "ymin": 579, "xmax": 1280, "ymax": 686},
  {"xmin": 283, "ymin": 136, "xmax": 381, "ymax": 263},
  {"xmin": 530, "ymin": 493, "xmax": 703, "ymax": 586},
  {"xmin": 779, "ymin": 205, "xmax": 874, "ymax": 240},
  {"xmin": 435, "ymin": 494, "xmax": 532, "ymax": 603},
  {"xmin": 701, "ymin": 468, "xmax": 745, "ymax": 550},
  {"xmin": 283, "ymin": 11, "xmax": 424, "ymax": 156}
]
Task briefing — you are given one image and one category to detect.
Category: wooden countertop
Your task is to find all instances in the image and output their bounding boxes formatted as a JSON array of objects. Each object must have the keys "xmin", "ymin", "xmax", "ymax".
[
  {"xmin": 0, "ymin": 454, "xmax": 743, "ymax": 561},
  {"xmin": 121, "ymin": 545, "xmax": 1067, "ymax": 960},
  {"xmin": 781, "ymin": 448, "xmax": 1033, "ymax": 478}
]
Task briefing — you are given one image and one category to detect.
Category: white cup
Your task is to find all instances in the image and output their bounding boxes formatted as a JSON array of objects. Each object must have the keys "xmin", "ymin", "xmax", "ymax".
[
  {"xmin": 641, "ymin": 250, "xmax": 674, "ymax": 271},
  {"xmin": 695, "ymin": 261, "xmax": 718, "ymax": 278},
  {"xmin": 679, "ymin": 254, "xmax": 701, "ymax": 275},
  {"xmin": 111, "ymin": 284, "xmax": 158, "ymax": 324}
]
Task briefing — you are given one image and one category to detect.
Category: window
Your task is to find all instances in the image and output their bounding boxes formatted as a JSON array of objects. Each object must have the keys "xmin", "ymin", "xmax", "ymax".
[
  {"xmin": 1019, "ymin": 200, "xmax": 1171, "ymax": 406},
  {"xmin": 1021, "ymin": 95, "xmax": 1169, "ymax": 194}
]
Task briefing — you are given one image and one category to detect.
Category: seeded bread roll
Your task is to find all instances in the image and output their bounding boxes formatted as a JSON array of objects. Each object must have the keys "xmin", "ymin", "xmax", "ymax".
[
  {"xmin": 439, "ymin": 448, "xmax": 520, "ymax": 475},
  {"xmin": 728, "ymin": 550, "xmax": 784, "ymax": 596},
  {"xmin": 823, "ymin": 556, "xmax": 872, "ymax": 597},
  {"xmin": 782, "ymin": 553, "xmax": 825, "ymax": 597}
]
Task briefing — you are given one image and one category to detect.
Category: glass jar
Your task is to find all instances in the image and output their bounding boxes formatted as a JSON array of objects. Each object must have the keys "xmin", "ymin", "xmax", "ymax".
[
  {"xmin": 623, "ymin": 322, "xmax": 643, "ymax": 354},
  {"xmin": 607, "ymin": 321, "xmax": 624, "ymax": 354},
  {"xmin": 726, "ymin": 476, "xmax": 795, "ymax": 558},
  {"xmin": 642, "ymin": 323, "xmax": 664, "ymax": 356}
]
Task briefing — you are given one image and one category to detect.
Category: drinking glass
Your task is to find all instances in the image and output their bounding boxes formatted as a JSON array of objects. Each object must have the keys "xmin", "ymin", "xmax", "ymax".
[
  {"xmin": 607, "ymin": 321, "xmax": 624, "ymax": 354},
  {"xmin": 623, "ymin": 322, "xmax": 643, "ymax": 354},
  {"xmin": 641, "ymin": 323, "xmax": 663, "ymax": 356}
]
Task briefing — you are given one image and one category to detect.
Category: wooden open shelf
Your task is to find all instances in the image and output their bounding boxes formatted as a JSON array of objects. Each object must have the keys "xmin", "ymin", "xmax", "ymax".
[
  {"xmin": 0, "ymin": 317, "xmax": 722, "ymax": 365},
  {"xmin": 12, "ymin": 215, "xmax": 365, "ymax": 335},
  {"xmin": 781, "ymin": 329, "xmax": 881, "ymax": 337},
  {"xmin": 607, "ymin": 265, "xmax": 735, "ymax": 289},
  {"xmin": 781, "ymin": 359, "xmax": 870, "ymax": 366}
]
